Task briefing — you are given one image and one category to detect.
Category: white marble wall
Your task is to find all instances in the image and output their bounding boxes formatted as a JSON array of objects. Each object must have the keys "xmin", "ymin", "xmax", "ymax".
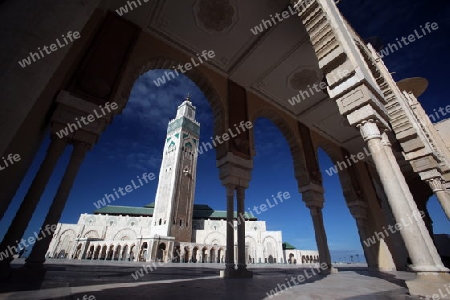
[
  {"xmin": 49, "ymin": 214, "xmax": 288, "ymax": 264},
  {"xmin": 193, "ymin": 219, "xmax": 284, "ymax": 264}
]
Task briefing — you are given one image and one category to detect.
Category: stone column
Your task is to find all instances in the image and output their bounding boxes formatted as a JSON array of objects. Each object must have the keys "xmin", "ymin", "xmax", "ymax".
[
  {"xmin": 225, "ymin": 184, "xmax": 235, "ymax": 271},
  {"xmin": 381, "ymin": 134, "xmax": 444, "ymax": 267},
  {"xmin": 236, "ymin": 187, "xmax": 247, "ymax": 270},
  {"xmin": 217, "ymin": 152, "xmax": 253, "ymax": 277},
  {"xmin": 300, "ymin": 184, "xmax": 333, "ymax": 272},
  {"xmin": 358, "ymin": 120, "xmax": 447, "ymax": 272},
  {"xmin": 423, "ymin": 175, "xmax": 450, "ymax": 220},
  {"xmin": 0, "ymin": 135, "xmax": 67, "ymax": 268},
  {"xmin": 25, "ymin": 142, "xmax": 90, "ymax": 268},
  {"xmin": 310, "ymin": 208, "xmax": 332, "ymax": 266}
]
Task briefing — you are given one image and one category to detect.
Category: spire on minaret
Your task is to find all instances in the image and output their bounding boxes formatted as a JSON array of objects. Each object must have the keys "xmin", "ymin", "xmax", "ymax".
[{"xmin": 176, "ymin": 93, "xmax": 196, "ymax": 120}]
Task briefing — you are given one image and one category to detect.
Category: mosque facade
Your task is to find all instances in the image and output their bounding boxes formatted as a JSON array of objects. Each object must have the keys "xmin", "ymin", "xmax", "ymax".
[{"xmin": 47, "ymin": 98, "xmax": 318, "ymax": 265}]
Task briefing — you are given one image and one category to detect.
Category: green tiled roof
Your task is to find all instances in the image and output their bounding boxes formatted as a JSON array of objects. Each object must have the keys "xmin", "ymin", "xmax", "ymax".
[
  {"xmin": 94, "ymin": 202, "xmax": 257, "ymax": 220},
  {"xmin": 282, "ymin": 242, "xmax": 296, "ymax": 250},
  {"xmin": 94, "ymin": 205, "xmax": 154, "ymax": 216}
]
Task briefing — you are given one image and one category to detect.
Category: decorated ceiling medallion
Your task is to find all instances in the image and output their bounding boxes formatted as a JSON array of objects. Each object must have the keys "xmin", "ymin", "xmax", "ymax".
[
  {"xmin": 193, "ymin": 0, "xmax": 237, "ymax": 35},
  {"xmin": 288, "ymin": 67, "xmax": 324, "ymax": 91}
]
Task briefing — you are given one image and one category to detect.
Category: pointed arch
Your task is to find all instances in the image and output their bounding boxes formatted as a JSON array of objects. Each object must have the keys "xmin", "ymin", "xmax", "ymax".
[
  {"xmin": 113, "ymin": 57, "xmax": 226, "ymax": 140},
  {"xmin": 249, "ymin": 108, "xmax": 308, "ymax": 184}
]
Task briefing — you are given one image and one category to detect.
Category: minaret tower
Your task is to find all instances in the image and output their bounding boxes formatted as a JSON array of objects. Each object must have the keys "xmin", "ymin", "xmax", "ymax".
[{"xmin": 152, "ymin": 95, "xmax": 200, "ymax": 242}]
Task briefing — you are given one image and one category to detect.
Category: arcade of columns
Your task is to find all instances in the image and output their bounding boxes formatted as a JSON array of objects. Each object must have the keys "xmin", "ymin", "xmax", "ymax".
[
  {"xmin": 0, "ymin": 0, "xmax": 449, "ymax": 294},
  {"xmin": 63, "ymin": 240, "xmax": 226, "ymax": 265}
]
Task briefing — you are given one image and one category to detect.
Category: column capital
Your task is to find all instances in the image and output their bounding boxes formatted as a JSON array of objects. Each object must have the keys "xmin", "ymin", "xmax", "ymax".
[
  {"xmin": 299, "ymin": 182, "xmax": 324, "ymax": 194},
  {"xmin": 357, "ymin": 119, "xmax": 382, "ymax": 142},
  {"xmin": 217, "ymin": 152, "xmax": 253, "ymax": 188},
  {"xmin": 426, "ymin": 177, "xmax": 445, "ymax": 193},
  {"xmin": 419, "ymin": 169, "xmax": 446, "ymax": 192},
  {"xmin": 300, "ymin": 183, "xmax": 325, "ymax": 209},
  {"xmin": 347, "ymin": 200, "xmax": 368, "ymax": 221}
]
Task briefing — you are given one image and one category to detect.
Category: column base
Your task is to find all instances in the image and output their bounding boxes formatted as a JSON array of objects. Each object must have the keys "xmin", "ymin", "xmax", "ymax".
[
  {"xmin": 406, "ymin": 272, "xmax": 450, "ymax": 298},
  {"xmin": 220, "ymin": 268, "xmax": 253, "ymax": 278},
  {"xmin": 328, "ymin": 266, "xmax": 339, "ymax": 274},
  {"xmin": 320, "ymin": 265, "xmax": 338, "ymax": 274},
  {"xmin": 409, "ymin": 264, "xmax": 449, "ymax": 272}
]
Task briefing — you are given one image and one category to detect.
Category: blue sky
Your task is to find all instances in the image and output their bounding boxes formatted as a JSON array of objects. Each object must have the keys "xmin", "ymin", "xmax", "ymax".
[{"xmin": 0, "ymin": 0, "xmax": 448, "ymax": 263}]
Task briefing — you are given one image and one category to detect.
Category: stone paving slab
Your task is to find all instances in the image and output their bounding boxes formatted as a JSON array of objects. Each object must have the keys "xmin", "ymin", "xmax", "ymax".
[{"xmin": 0, "ymin": 260, "xmax": 432, "ymax": 300}]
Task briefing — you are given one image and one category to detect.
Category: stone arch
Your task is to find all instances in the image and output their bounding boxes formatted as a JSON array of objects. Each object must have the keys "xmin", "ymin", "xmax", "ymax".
[
  {"xmin": 121, "ymin": 244, "xmax": 129, "ymax": 261},
  {"xmin": 87, "ymin": 245, "xmax": 95, "ymax": 259},
  {"xmin": 245, "ymin": 235, "xmax": 257, "ymax": 264},
  {"xmin": 313, "ymin": 137, "xmax": 344, "ymax": 167},
  {"xmin": 139, "ymin": 242, "xmax": 148, "ymax": 262},
  {"xmin": 288, "ymin": 252, "xmax": 295, "ymax": 264},
  {"xmin": 129, "ymin": 244, "xmax": 137, "ymax": 261},
  {"xmin": 262, "ymin": 236, "xmax": 278, "ymax": 264},
  {"xmin": 113, "ymin": 228, "xmax": 137, "ymax": 241},
  {"xmin": 313, "ymin": 139, "xmax": 358, "ymax": 198},
  {"xmin": 93, "ymin": 245, "xmax": 101, "ymax": 259},
  {"xmin": 314, "ymin": 137, "xmax": 376, "ymax": 262},
  {"xmin": 184, "ymin": 246, "xmax": 191, "ymax": 263},
  {"xmin": 54, "ymin": 229, "xmax": 76, "ymax": 258},
  {"xmin": 192, "ymin": 246, "xmax": 199, "ymax": 263},
  {"xmin": 113, "ymin": 57, "xmax": 226, "ymax": 143},
  {"xmin": 83, "ymin": 230, "xmax": 100, "ymax": 239},
  {"xmin": 114, "ymin": 245, "xmax": 122, "ymax": 260},
  {"xmin": 100, "ymin": 245, "xmax": 107, "ymax": 259},
  {"xmin": 173, "ymin": 245, "xmax": 181, "ymax": 262},
  {"xmin": 73, "ymin": 243, "xmax": 82, "ymax": 259},
  {"xmin": 218, "ymin": 247, "xmax": 225, "ymax": 263},
  {"xmin": 157, "ymin": 243, "xmax": 166, "ymax": 261},
  {"xmin": 204, "ymin": 231, "xmax": 226, "ymax": 245},
  {"xmin": 249, "ymin": 108, "xmax": 308, "ymax": 185},
  {"xmin": 201, "ymin": 246, "xmax": 209, "ymax": 263}
]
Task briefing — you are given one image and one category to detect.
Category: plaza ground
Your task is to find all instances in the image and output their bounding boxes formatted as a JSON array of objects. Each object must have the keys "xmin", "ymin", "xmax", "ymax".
[{"xmin": 0, "ymin": 259, "xmax": 433, "ymax": 299}]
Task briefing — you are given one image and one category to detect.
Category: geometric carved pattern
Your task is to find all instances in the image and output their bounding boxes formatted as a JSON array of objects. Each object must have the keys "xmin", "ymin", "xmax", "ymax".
[
  {"xmin": 84, "ymin": 230, "xmax": 100, "ymax": 239},
  {"xmin": 204, "ymin": 231, "xmax": 225, "ymax": 245},
  {"xmin": 288, "ymin": 68, "xmax": 322, "ymax": 91},
  {"xmin": 113, "ymin": 228, "xmax": 137, "ymax": 241},
  {"xmin": 193, "ymin": 0, "xmax": 237, "ymax": 34}
]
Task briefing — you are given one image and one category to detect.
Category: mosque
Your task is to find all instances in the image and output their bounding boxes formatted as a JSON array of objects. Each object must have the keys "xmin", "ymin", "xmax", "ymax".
[
  {"xmin": 47, "ymin": 97, "xmax": 319, "ymax": 265},
  {"xmin": 2, "ymin": 0, "xmax": 449, "ymax": 296}
]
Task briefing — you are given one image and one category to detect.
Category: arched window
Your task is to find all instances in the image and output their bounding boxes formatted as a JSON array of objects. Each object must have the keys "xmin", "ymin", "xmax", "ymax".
[{"xmin": 159, "ymin": 219, "xmax": 162, "ymax": 225}]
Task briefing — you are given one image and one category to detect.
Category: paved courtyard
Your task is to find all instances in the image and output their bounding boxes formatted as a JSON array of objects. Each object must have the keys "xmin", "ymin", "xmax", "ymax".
[{"xmin": 0, "ymin": 259, "xmax": 432, "ymax": 300}]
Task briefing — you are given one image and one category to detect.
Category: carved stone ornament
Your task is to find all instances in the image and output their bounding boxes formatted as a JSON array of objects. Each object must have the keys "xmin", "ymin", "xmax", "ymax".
[{"xmin": 194, "ymin": 0, "xmax": 236, "ymax": 34}]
